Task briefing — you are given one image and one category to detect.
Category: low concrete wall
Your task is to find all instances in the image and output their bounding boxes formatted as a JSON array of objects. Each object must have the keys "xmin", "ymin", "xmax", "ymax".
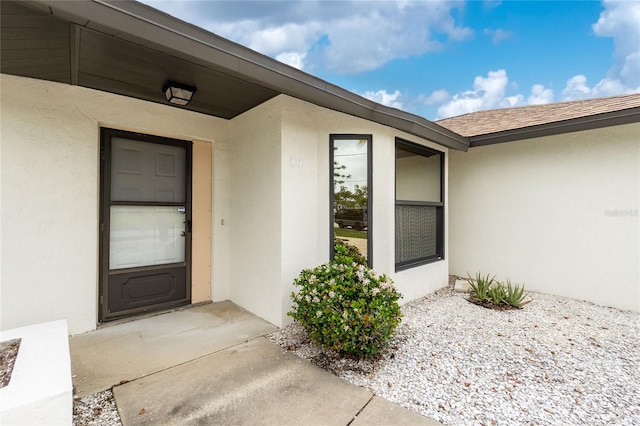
[{"xmin": 0, "ymin": 320, "xmax": 72, "ymax": 425}]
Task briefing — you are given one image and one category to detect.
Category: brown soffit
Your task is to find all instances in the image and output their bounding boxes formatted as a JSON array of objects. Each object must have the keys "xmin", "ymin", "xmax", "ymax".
[{"xmin": 19, "ymin": 0, "xmax": 470, "ymax": 152}]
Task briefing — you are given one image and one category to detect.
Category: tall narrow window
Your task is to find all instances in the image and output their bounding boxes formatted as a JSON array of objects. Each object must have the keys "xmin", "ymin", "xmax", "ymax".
[
  {"xmin": 330, "ymin": 135, "xmax": 372, "ymax": 266},
  {"xmin": 395, "ymin": 138, "xmax": 444, "ymax": 270}
]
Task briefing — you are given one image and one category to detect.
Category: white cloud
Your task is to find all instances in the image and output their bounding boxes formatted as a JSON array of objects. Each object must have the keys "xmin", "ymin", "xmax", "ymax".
[
  {"xmin": 140, "ymin": 0, "xmax": 473, "ymax": 74},
  {"xmin": 448, "ymin": 26, "xmax": 474, "ymax": 42},
  {"xmin": 436, "ymin": 70, "xmax": 554, "ymax": 119},
  {"xmin": 592, "ymin": 78, "xmax": 627, "ymax": 96},
  {"xmin": 421, "ymin": 89, "xmax": 451, "ymax": 106},
  {"xmin": 436, "ymin": 69, "xmax": 509, "ymax": 118},
  {"xmin": 483, "ymin": 1, "xmax": 502, "ymax": 10},
  {"xmin": 503, "ymin": 94, "xmax": 524, "ymax": 107},
  {"xmin": 361, "ymin": 89, "xmax": 404, "ymax": 109},
  {"xmin": 620, "ymin": 51, "xmax": 640, "ymax": 84},
  {"xmin": 275, "ymin": 52, "xmax": 306, "ymax": 70},
  {"xmin": 319, "ymin": 2, "xmax": 473, "ymax": 74},
  {"xmin": 212, "ymin": 20, "xmax": 322, "ymax": 62},
  {"xmin": 528, "ymin": 84, "xmax": 554, "ymax": 105},
  {"xmin": 484, "ymin": 28, "xmax": 512, "ymax": 44},
  {"xmin": 584, "ymin": 0, "xmax": 640, "ymax": 95},
  {"xmin": 592, "ymin": 0, "xmax": 640, "ymax": 62},
  {"xmin": 562, "ymin": 74, "xmax": 631, "ymax": 100},
  {"xmin": 562, "ymin": 75, "xmax": 591, "ymax": 100}
]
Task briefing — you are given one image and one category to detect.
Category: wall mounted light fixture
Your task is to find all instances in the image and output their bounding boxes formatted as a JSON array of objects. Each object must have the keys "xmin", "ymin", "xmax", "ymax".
[{"xmin": 163, "ymin": 81, "xmax": 196, "ymax": 106}]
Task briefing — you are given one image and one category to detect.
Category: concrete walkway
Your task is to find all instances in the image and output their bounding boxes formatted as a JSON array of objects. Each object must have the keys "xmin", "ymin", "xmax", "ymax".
[{"xmin": 70, "ymin": 302, "xmax": 440, "ymax": 425}]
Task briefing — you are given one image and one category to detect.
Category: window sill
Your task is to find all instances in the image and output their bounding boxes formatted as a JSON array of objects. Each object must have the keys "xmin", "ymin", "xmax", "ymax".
[{"xmin": 395, "ymin": 256, "xmax": 444, "ymax": 272}]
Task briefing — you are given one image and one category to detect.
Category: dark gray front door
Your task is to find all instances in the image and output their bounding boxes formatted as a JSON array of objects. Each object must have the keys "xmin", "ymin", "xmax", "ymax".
[{"xmin": 100, "ymin": 128, "xmax": 192, "ymax": 321}]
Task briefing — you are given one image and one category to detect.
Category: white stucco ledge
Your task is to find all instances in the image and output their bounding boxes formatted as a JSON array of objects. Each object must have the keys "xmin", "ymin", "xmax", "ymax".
[
  {"xmin": 0, "ymin": 320, "xmax": 72, "ymax": 425},
  {"xmin": 454, "ymin": 279, "xmax": 473, "ymax": 293}
]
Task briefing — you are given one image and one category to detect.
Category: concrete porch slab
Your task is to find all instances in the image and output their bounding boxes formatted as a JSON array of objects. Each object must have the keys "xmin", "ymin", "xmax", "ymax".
[
  {"xmin": 113, "ymin": 337, "xmax": 375, "ymax": 425},
  {"xmin": 69, "ymin": 301, "xmax": 276, "ymax": 397},
  {"xmin": 352, "ymin": 396, "xmax": 441, "ymax": 425}
]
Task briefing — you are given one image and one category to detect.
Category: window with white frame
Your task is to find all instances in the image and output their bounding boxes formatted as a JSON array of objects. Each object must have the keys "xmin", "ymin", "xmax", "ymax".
[{"xmin": 395, "ymin": 138, "xmax": 444, "ymax": 270}]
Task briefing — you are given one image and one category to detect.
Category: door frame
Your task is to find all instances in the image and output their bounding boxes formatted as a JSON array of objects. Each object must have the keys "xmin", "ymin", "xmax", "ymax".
[{"xmin": 99, "ymin": 128, "xmax": 193, "ymax": 322}]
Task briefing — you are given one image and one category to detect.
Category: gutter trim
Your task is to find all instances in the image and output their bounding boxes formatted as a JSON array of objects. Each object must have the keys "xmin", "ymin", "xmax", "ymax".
[{"xmin": 469, "ymin": 107, "xmax": 640, "ymax": 147}]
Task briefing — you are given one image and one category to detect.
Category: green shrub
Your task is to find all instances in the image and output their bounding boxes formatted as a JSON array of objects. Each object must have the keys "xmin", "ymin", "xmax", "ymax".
[
  {"xmin": 288, "ymin": 244, "xmax": 402, "ymax": 359},
  {"xmin": 334, "ymin": 238, "xmax": 366, "ymax": 265}
]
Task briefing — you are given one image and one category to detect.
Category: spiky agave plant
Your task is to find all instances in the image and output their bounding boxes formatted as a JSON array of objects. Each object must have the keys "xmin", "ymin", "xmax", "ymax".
[
  {"xmin": 467, "ymin": 272, "xmax": 495, "ymax": 303},
  {"xmin": 501, "ymin": 278, "xmax": 530, "ymax": 308}
]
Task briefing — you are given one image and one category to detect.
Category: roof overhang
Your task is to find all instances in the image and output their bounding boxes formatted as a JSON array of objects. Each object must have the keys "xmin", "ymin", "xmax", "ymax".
[
  {"xmin": 1, "ymin": 0, "xmax": 469, "ymax": 151},
  {"xmin": 467, "ymin": 106, "xmax": 640, "ymax": 147}
]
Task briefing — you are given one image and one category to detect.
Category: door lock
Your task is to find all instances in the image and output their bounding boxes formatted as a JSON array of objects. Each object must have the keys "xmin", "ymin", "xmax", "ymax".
[{"xmin": 181, "ymin": 220, "xmax": 192, "ymax": 237}]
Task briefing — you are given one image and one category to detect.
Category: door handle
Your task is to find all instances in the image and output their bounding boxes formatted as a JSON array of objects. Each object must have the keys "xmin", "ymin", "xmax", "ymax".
[{"xmin": 181, "ymin": 220, "xmax": 192, "ymax": 237}]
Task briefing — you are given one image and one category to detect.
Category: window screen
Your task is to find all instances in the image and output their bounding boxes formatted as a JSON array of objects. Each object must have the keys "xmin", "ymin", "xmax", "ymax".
[{"xmin": 395, "ymin": 139, "xmax": 444, "ymax": 270}]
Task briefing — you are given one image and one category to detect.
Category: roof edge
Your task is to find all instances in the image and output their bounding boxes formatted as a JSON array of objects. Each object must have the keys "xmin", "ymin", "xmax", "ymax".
[
  {"xmin": 468, "ymin": 107, "xmax": 640, "ymax": 147},
  {"xmin": 25, "ymin": 0, "xmax": 470, "ymax": 151}
]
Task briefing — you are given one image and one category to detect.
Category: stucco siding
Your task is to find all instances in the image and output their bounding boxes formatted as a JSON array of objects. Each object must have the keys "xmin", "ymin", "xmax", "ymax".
[
  {"xmin": 449, "ymin": 123, "xmax": 640, "ymax": 312},
  {"xmin": 227, "ymin": 98, "xmax": 283, "ymax": 326},
  {"xmin": 0, "ymin": 74, "xmax": 226, "ymax": 334},
  {"xmin": 211, "ymin": 136, "xmax": 231, "ymax": 302},
  {"xmin": 278, "ymin": 96, "xmax": 449, "ymax": 321},
  {"xmin": 1, "ymin": 75, "xmax": 452, "ymax": 334},
  {"xmin": 280, "ymin": 101, "xmax": 323, "ymax": 326}
]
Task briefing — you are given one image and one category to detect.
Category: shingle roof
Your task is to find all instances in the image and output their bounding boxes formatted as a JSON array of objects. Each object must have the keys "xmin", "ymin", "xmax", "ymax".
[{"xmin": 436, "ymin": 93, "xmax": 640, "ymax": 138}]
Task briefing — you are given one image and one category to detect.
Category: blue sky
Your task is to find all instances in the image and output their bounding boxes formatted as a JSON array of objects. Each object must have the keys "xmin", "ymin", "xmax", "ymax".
[{"xmin": 140, "ymin": 0, "xmax": 640, "ymax": 120}]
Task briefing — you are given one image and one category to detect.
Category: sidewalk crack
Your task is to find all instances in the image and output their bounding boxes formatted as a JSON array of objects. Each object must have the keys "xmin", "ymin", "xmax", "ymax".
[{"xmin": 347, "ymin": 394, "xmax": 375, "ymax": 425}]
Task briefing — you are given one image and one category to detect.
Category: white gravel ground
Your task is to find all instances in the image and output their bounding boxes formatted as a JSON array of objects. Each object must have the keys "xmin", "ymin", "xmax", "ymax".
[
  {"xmin": 268, "ymin": 290, "xmax": 640, "ymax": 425},
  {"xmin": 73, "ymin": 389, "xmax": 121, "ymax": 426}
]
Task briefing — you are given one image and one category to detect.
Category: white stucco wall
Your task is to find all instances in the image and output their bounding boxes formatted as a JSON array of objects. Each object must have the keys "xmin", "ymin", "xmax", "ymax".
[
  {"xmin": 223, "ymin": 95, "xmax": 451, "ymax": 328},
  {"xmin": 280, "ymin": 99, "xmax": 324, "ymax": 326},
  {"xmin": 1, "ymin": 74, "xmax": 452, "ymax": 334},
  {"xmin": 449, "ymin": 123, "xmax": 640, "ymax": 312},
  {"xmin": 277, "ymin": 96, "xmax": 450, "ymax": 325},
  {"xmin": 211, "ymin": 136, "xmax": 232, "ymax": 302},
  {"xmin": 226, "ymin": 99, "xmax": 283, "ymax": 326},
  {"xmin": 0, "ymin": 74, "xmax": 226, "ymax": 334}
]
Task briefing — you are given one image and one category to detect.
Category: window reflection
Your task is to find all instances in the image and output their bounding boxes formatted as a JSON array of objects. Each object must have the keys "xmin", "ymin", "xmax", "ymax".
[{"xmin": 331, "ymin": 136, "xmax": 371, "ymax": 265}]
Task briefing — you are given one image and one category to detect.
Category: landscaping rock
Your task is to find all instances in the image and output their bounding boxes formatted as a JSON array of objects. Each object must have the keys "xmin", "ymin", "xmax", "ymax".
[{"xmin": 270, "ymin": 290, "xmax": 640, "ymax": 425}]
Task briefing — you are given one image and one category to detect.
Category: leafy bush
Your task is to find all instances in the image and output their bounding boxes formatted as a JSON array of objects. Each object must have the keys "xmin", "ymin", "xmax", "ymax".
[
  {"xmin": 334, "ymin": 238, "xmax": 366, "ymax": 265},
  {"xmin": 288, "ymin": 243, "xmax": 402, "ymax": 359},
  {"xmin": 467, "ymin": 272, "xmax": 529, "ymax": 309}
]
